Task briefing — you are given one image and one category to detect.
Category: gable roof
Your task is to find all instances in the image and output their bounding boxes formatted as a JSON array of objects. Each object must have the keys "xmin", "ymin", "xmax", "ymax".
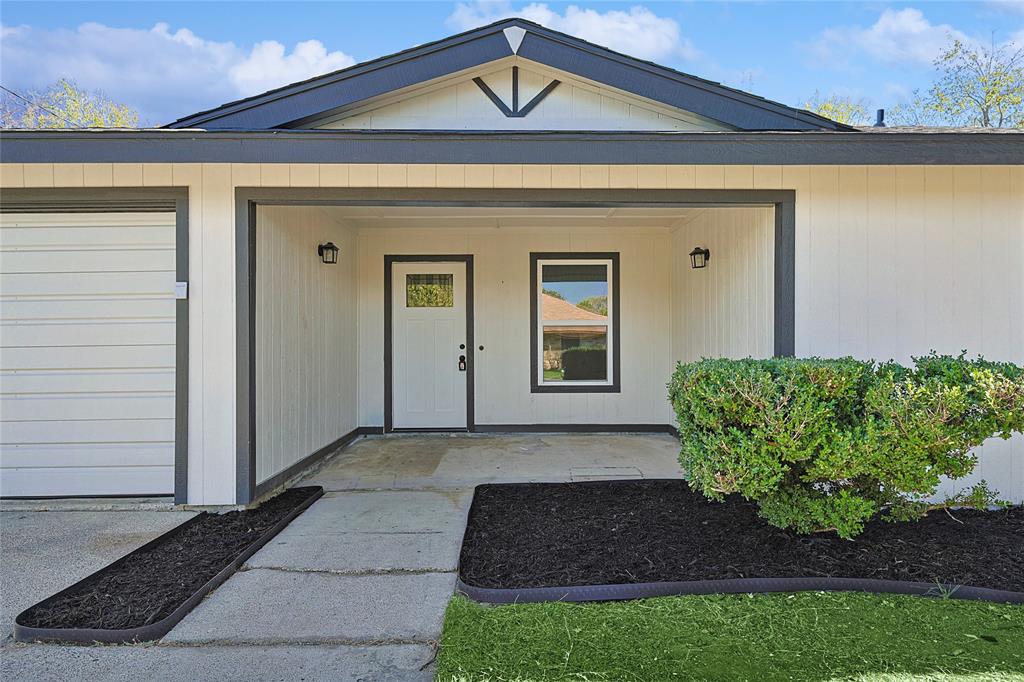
[
  {"xmin": 165, "ymin": 18, "xmax": 850, "ymax": 131},
  {"xmin": 541, "ymin": 294, "xmax": 607, "ymax": 322}
]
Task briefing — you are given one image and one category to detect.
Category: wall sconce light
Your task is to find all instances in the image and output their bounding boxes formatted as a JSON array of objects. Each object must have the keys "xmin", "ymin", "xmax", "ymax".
[
  {"xmin": 317, "ymin": 242, "xmax": 339, "ymax": 265},
  {"xmin": 689, "ymin": 247, "xmax": 710, "ymax": 269}
]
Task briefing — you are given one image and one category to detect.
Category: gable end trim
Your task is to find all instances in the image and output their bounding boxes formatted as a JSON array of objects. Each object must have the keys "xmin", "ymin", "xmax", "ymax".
[{"xmin": 165, "ymin": 19, "xmax": 846, "ymax": 131}]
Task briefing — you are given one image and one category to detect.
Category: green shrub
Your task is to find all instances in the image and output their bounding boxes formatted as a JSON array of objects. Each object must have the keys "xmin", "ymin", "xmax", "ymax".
[
  {"xmin": 667, "ymin": 354, "xmax": 1024, "ymax": 538},
  {"xmin": 562, "ymin": 347, "xmax": 607, "ymax": 381}
]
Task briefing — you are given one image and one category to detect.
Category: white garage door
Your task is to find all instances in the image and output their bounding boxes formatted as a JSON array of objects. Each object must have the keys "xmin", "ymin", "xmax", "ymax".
[{"xmin": 0, "ymin": 211, "xmax": 176, "ymax": 497}]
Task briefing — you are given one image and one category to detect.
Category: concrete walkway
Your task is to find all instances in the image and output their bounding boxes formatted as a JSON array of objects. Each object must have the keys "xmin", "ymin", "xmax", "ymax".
[{"xmin": 2, "ymin": 433, "xmax": 681, "ymax": 681}]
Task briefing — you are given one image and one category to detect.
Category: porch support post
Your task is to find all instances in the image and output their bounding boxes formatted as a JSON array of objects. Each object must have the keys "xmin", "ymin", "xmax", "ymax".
[
  {"xmin": 235, "ymin": 193, "xmax": 256, "ymax": 504},
  {"xmin": 773, "ymin": 197, "xmax": 796, "ymax": 357}
]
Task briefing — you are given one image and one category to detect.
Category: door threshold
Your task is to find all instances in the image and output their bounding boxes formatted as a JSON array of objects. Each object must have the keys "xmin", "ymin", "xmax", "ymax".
[{"xmin": 389, "ymin": 427, "xmax": 470, "ymax": 434}]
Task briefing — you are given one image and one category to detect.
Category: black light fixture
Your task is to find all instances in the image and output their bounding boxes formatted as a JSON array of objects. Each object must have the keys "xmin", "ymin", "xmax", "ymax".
[
  {"xmin": 317, "ymin": 242, "xmax": 339, "ymax": 265},
  {"xmin": 689, "ymin": 247, "xmax": 710, "ymax": 269}
]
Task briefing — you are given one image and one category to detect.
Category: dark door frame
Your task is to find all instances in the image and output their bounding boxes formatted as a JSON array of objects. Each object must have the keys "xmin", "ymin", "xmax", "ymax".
[{"xmin": 384, "ymin": 255, "xmax": 475, "ymax": 434}]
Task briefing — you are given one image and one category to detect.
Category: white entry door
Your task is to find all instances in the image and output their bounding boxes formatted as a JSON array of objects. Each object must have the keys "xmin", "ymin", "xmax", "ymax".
[{"xmin": 391, "ymin": 261, "xmax": 468, "ymax": 429}]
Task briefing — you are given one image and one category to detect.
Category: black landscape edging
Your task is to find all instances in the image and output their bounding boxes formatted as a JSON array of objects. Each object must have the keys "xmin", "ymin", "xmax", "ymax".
[
  {"xmin": 14, "ymin": 486, "xmax": 324, "ymax": 644},
  {"xmin": 456, "ymin": 576, "xmax": 1024, "ymax": 605}
]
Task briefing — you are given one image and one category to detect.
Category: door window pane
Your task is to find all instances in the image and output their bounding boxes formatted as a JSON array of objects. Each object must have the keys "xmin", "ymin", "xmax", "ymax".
[
  {"xmin": 542, "ymin": 327, "xmax": 608, "ymax": 381},
  {"xmin": 406, "ymin": 274, "xmax": 453, "ymax": 307}
]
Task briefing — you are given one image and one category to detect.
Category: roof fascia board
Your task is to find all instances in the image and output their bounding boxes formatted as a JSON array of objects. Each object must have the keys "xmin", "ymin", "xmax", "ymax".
[
  {"xmin": 166, "ymin": 19, "xmax": 845, "ymax": 132},
  {"xmin": 516, "ymin": 29, "xmax": 835, "ymax": 131},
  {"xmin": 2, "ymin": 131, "xmax": 1019, "ymax": 165},
  {"xmin": 167, "ymin": 30, "xmax": 514, "ymax": 129},
  {"xmin": 309, "ymin": 57, "xmax": 518, "ymax": 128}
]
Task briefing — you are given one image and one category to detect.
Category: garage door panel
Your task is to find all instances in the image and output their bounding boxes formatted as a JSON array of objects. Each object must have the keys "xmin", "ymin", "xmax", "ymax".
[
  {"xmin": 1, "ymin": 418, "xmax": 175, "ymax": 444},
  {"xmin": 1, "ymin": 271, "xmax": 174, "ymax": 297},
  {"xmin": 0, "ymin": 297, "xmax": 175, "ymax": 321},
  {"xmin": 1, "ymin": 345, "xmax": 174, "ymax": 370},
  {"xmin": 2, "ymin": 443, "xmax": 174, "ymax": 469},
  {"xmin": 0, "ymin": 226, "xmax": 174, "ymax": 247},
  {"xmin": 1, "ymin": 369, "xmax": 175, "ymax": 394},
  {"xmin": 1, "ymin": 248, "xmax": 174, "ymax": 274},
  {"xmin": 2, "ymin": 321, "xmax": 175, "ymax": 347},
  {"xmin": 2, "ymin": 394, "xmax": 175, "ymax": 421},
  {"xmin": 0, "ymin": 466, "xmax": 174, "ymax": 498},
  {"xmin": 0, "ymin": 211, "xmax": 176, "ymax": 497},
  {"xmin": 0, "ymin": 212, "xmax": 176, "ymax": 228}
]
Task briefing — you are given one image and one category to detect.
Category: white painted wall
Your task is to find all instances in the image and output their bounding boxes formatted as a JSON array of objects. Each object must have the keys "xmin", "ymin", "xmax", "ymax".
[
  {"xmin": 355, "ymin": 226, "xmax": 676, "ymax": 427},
  {"xmin": 791, "ymin": 166, "xmax": 1023, "ymax": 500},
  {"xmin": 255, "ymin": 206, "xmax": 358, "ymax": 485},
  {"xmin": 671, "ymin": 207, "xmax": 774, "ymax": 364},
  {"xmin": 0, "ymin": 211, "xmax": 176, "ymax": 496},
  {"xmin": 314, "ymin": 60, "xmax": 730, "ymax": 132},
  {"xmin": 2, "ymin": 162, "xmax": 1020, "ymax": 503}
]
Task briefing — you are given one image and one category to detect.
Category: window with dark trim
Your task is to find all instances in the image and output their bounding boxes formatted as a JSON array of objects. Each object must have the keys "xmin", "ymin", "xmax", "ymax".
[{"xmin": 530, "ymin": 252, "xmax": 620, "ymax": 393}]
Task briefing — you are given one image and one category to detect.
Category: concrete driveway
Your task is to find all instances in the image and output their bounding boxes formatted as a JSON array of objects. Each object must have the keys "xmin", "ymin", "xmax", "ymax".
[{"xmin": 1, "ymin": 433, "xmax": 681, "ymax": 681}]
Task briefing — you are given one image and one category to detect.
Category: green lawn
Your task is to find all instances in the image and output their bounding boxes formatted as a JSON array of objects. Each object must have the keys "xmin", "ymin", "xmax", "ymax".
[
  {"xmin": 437, "ymin": 592, "xmax": 1024, "ymax": 682},
  {"xmin": 543, "ymin": 369, "xmax": 563, "ymax": 381}
]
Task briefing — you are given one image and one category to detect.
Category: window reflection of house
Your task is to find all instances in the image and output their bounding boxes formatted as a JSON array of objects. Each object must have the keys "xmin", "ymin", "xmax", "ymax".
[{"xmin": 541, "ymin": 293, "xmax": 608, "ymax": 371}]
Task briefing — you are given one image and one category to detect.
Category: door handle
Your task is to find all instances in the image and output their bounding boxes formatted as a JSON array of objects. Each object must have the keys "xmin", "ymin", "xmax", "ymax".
[{"xmin": 458, "ymin": 355, "xmax": 467, "ymax": 372}]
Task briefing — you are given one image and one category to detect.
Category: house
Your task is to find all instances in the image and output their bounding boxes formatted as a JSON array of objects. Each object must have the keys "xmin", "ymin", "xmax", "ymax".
[{"xmin": 1, "ymin": 19, "xmax": 1021, "ymax": 505}]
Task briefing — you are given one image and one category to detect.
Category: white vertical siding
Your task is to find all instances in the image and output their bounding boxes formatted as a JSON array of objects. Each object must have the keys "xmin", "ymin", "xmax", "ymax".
[
  {"xmin": 670, "ymin": 207, "xmax": 775, "ymax": 364},
  {"xmin": 255, "ymin": 206, "xmax": 358, "ymax": 484},
  {"xmin": 313, "ymin": 61, "xmax": 729, "ymax": 132},
  {"xmin": 2, "ymin": 162, "xmax": 1020, "ymax": 502},
  {"xmin": 789, "ymin": 165, "xmax": 1024, "ymax": 500},
  {"xmin": 0, "ymin": 212, "xmax": 176, "ymax": 497}
]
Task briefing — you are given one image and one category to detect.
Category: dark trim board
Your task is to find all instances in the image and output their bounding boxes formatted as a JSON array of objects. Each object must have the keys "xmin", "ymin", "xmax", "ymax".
[
  {"xmin": 1, "ymin": 493, "xmax": 174, "ymax": 501},
  {"xmin": 236, "ymin": 198, "xmax": 257, "ymax": 505},
  {"xmin": 0, "ymin": 188, "xmax": 190, "ymax": 504},
  {"xmin": 773, "ymin": 197, "xmax": 795, "ymax": 357},
  {"xmin": 5, "ymin": 130, "xmax": 1021, "ymax": 165},
  {"xmin": 473, "ymin": 67, "xmax": 562, "ymax": 118},
  {"xmin": 530, "ymin": 252, "xmax": 621, "ymax": 394},
  {"xmin": 173, "ymin": 196, "xmax": 190, "ymax": 504},
  {"xmin": 474, "ymin": 424, "xmax": 677, "ymax": 434},
  {"xmin": 384, "ymin": 254, "xmax": 475, "ymax": 434},
  {"xmin": 253, "ymin": 427, "xmax": 365, "ymax": 499}
]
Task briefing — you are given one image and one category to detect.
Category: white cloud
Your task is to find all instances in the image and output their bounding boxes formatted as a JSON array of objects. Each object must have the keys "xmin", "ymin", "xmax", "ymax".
[
  {"xmin": 811, "ymin": 8, "xmax": 968, "ymax": 67},
  {"xmin": 447, "ymin": 2, "xmax": 698, "ymax": 62},
  {"xmin": 0, "ymin": 22, "xmax": 355, "ymax": 124}
]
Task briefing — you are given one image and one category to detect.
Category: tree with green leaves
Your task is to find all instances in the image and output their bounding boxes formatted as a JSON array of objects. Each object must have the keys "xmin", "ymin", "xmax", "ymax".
[
  {"xmin": 926, "ymin": 37, "xmax": 1024, "ymax": 128},
  {"xmin": 1, "ymin": 78, "xmax": 139, "ymax": 128},
  {"xmin": 887, "ymin": 36, "xmax": 1023, "ymax": 128},
  {"xmin": 576, "ymin": 295, "xmax": 608, "ymax": 316},
  {"xmin": 803, "ymin": 91, "xmax": 871, "ymax": 126}
]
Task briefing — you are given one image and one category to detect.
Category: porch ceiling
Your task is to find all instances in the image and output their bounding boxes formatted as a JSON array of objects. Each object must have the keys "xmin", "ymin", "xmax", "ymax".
[{"xmin": 316, "ymin": 205, "xmax": 730, "ymax": 230}]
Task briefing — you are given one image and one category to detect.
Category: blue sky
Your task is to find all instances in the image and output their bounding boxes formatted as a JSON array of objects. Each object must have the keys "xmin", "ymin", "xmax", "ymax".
[{"xmin": 2, "ymin": 1, "xmax": 1022, "ymax": 125}]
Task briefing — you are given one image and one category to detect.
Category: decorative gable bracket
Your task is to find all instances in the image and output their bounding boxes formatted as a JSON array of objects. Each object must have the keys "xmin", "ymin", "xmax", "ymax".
[{"xmin": 473, "ymin": 66, "xmax": 560, "ymax": 118}]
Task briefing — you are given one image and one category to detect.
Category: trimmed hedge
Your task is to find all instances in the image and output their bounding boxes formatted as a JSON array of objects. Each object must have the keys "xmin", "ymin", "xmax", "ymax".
[
  {"xmin": 668, "ymin": 354, "xmax": 1024, "ymax": 538},
  {"xmin": 562, "ymin": 348, "xmax": 607, "ymax": 381}
]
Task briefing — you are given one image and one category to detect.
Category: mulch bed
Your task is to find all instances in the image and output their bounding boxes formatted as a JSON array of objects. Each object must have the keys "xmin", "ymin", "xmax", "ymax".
[
  {"xmin": 17, "ymin": 486, "xmax": 321, "ymax": 633},
  {"xmin": 459, "ymin": 480, "xmax": 1024, "ymax": 593}
]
